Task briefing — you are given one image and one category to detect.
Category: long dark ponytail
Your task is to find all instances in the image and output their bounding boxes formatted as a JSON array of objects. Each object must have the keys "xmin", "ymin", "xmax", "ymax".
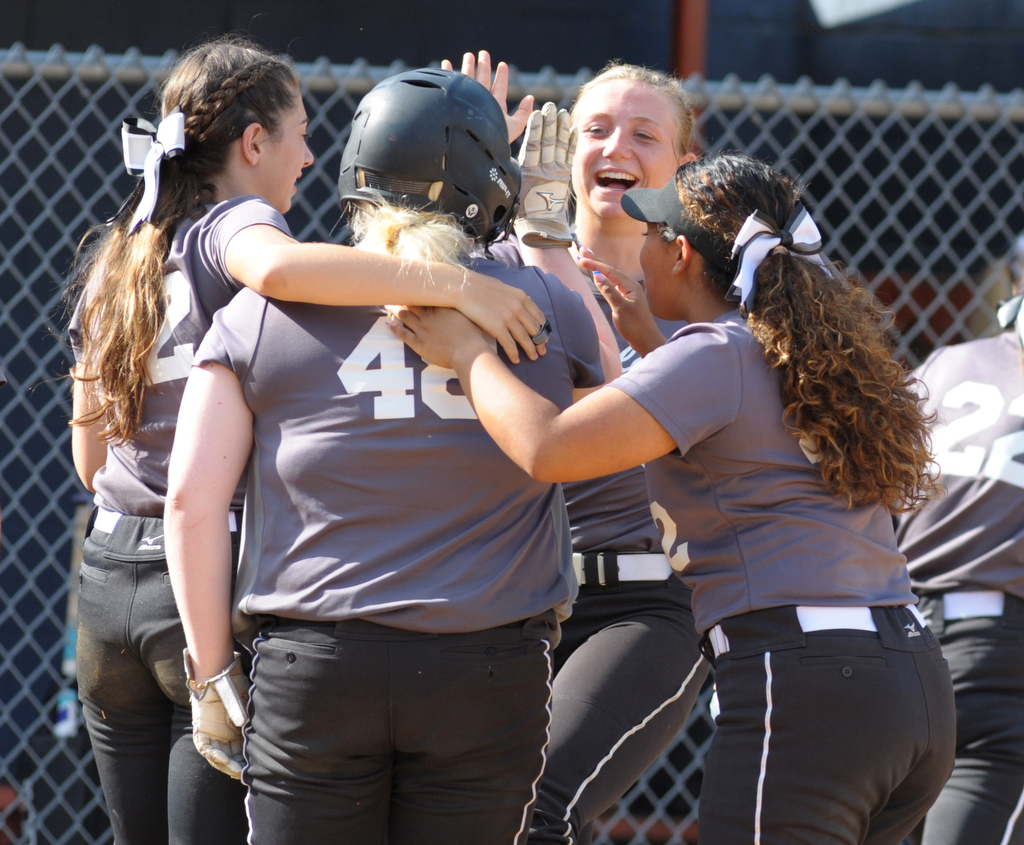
[{"xmin": 71, "ymin": 35, "xmax": 299, "ymax": 443}]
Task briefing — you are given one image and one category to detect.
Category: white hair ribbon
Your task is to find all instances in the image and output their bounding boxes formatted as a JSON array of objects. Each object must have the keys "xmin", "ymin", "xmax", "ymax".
[
  {"xmin": 121, "ymin": 109, "xmax": 186, "ymax": 232},
  {"xmin": 726, "ymin": 205, "xmax": 825, "ymax": 314}
]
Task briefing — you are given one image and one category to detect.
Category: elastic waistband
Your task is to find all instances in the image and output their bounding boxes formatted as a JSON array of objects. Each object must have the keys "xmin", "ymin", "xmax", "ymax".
[
  {"xmin": 706, "ymin": 604, "xmax": 928, "ymax": 660},
  {"xmin": 941, "ymin": 590, "xmax": 1005, "ymax": 620},
  {"xmin": 95, "ymin": 506, "xmax": 239, "ymax": 534},
  {"xmin": 572, "ymin": 551, "xmax": 673, "ymax": 587}
]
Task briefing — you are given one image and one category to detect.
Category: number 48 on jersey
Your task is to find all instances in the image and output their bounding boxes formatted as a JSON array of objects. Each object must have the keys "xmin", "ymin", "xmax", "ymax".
[{"xmin": 337, "ymin": 316, "xmax": 481, "ymax": 421}]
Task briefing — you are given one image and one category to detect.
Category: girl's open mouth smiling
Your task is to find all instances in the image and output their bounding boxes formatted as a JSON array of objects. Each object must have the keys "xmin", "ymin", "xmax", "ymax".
[{"xmin": 595, "ymin": 170, "xmax": 638, "ymax": 190}]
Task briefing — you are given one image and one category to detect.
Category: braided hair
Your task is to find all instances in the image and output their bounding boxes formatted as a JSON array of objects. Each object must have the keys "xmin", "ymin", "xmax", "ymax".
[{"xmin": 71, "ymin": 36, "xmax": 299, "ymax": 443}]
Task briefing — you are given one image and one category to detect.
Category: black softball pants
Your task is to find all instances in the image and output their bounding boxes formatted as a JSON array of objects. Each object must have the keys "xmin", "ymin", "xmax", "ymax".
[
  {"xmin": 528, "ymin": 577, "xmax": 708, "ymax": 845},
  {"xmin": 76, "ymin": 510, "xmax": 248, "ymax": 845},
  {"xmin": 242, "ymin": 615, "xmax": 556, "ymax": 845},
  {"xmin": 911, "ymin": 594, "xmax": 1024, "ymax": 845},
  {"xmin": 700, "ymin": 604, "xmax": 956, "ymax": 845}
]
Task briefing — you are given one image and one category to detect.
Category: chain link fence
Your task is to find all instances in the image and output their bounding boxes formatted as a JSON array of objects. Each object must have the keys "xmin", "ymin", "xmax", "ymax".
[{"xmin": 2, "ymin": 43, "xmax": 1023, "ymax": 844}]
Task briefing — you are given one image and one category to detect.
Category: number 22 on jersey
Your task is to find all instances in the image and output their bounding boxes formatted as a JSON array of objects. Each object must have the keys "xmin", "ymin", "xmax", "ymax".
[
  {"xmin": 931, "ymin": 379, "xmax": 1024, "ymax": 489},
  {"xmin": 337, "ymin": 316, "xmax": 479, "ymax": 420}
]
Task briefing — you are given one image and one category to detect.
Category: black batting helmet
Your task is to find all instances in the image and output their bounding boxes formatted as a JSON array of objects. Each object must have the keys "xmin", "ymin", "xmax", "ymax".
[{"xmin": 338, "ymin": 68, "xmax": 520, "ymax": 245}]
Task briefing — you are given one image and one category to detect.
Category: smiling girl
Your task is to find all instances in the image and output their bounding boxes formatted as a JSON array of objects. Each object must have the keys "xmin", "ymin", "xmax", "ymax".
[{"xmin": 480, "ymin": 61, "xmax": 709, "ymax": 845}]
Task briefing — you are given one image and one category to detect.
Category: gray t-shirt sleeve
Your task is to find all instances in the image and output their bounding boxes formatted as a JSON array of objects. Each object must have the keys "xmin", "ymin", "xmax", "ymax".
[
  {"xmin": 611, "ymin": 322, "xmax": 742, "ymax": 454},
  {"xmin": 181, "ymin": 196, "xmax": 289, "ymax": 320},
  {"xmin": 481, "ymin": 238, "xmax": 602, "ymax": 389},
  {"xmin": 195, "ymin": 287, "xmax": 267, "ymax": 384}
]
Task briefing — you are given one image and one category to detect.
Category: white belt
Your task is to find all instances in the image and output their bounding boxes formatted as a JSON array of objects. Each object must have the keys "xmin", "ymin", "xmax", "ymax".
[
  {"xmin": 572, "ymin": 552, "xmax": 673, "ymax": 586},
  {"xmin": 95, "ymin": 506, "xmax": 238, "ymax": 534},
  {"xmin": 942, "ymin": 590, "xmax": 1005, "ymax": 620},
  {"xmin": 94, "ymin": 506, "xmax": 124, "ymax": 534},
  {"xmin": 707, "ymin": 605, "xmax": 927, "ymax": 659}
]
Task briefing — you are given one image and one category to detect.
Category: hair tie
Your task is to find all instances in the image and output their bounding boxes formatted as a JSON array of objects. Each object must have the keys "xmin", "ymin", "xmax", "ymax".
[
  {"xmin": 121, "ymin": 109, "xmax": 186, "ymax": 232},
  {"xmin": 726, "ymin": 204, "xmax": 825, "ymax": 314}
]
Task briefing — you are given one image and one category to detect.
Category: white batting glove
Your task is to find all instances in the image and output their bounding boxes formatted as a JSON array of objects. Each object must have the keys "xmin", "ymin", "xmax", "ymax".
[
  {"xmin": 184, "ymin": 649, "xmax": 249, "ymax": 779},
  {"xmin": 514, "ymin": 102, "xmax": 576, "ymax": 249}
]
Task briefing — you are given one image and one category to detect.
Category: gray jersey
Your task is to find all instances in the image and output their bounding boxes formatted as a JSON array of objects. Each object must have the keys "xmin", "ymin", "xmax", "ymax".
[
  {"xmin": 195, "ymin": 258, "xmax": 603, "ymax": 637},
  {"xmin": 897, "ymin": 331, "xmax": 1024, "ymax": 599},
  {"xmin": 613, "ymin": 311, "xmax": 913, "ymax": 633},
  {"xmin": 70, "ymin": 197, "xmax": 289, "ymax": 516},
  {"xmin": 488, "ymin": 237, "xmax": 684, "ymax": 553}
]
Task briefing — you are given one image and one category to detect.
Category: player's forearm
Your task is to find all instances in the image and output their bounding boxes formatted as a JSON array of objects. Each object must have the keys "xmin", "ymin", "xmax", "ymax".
[
  {"xmin": 242, "ymin": 241, "xmax": 478, "ymax": 309},
  {"xmin": 619, "ymin": 320, "xmax": 667, "ymax": 358},
  {"xmin": 452, "ymin": 343, "xmax": 674, "ymax": 481},
  {"xmin": 452, "ymin": 344, "xmax": 568, "ymax": 480},
  {"xmin": 165, "ymin": 500, "xmax": 236, "ymax": 681}
]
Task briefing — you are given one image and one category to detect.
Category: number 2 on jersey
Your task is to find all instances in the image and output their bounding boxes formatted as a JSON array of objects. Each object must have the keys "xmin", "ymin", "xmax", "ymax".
[
  {"xmin": 148, "ymin": 271, "xmax": 194, "ymax": 385},
  {"xmin": 337, "ymin": 316, "xmax": 477, "ymax": 420}
]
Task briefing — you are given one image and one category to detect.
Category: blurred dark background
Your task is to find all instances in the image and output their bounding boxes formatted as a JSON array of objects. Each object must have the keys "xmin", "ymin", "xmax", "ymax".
[{"xmin": 3, "ymin": 0, "xmax": 1023, "ymax": 91}]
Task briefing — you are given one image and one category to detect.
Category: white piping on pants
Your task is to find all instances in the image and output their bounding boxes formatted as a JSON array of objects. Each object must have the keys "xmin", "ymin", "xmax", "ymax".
[
  {"xmin": 560, "ymin": 655, "xmax": 708, "ymax": 840},
  {"xmin": 243, "ymin": 633, "xmax": 264, "ymax": 845},
  {"xmin": 1000, "ymin": 780, "xmax": 1024, "ymax": 845},
  {"xmin": 512, "ymin": 639, "xmax": 555, "ymax": 845},
  {"xmin": 753, "ymin": 651, "xmax": 773, "ymax": 845}
]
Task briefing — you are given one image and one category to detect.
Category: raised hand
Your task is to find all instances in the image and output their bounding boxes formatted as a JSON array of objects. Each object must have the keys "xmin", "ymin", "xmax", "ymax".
[
  {"xmin": 577, "ymin": 248, "xmax": 668, "ymax": 357},
  {"xmin": 514, "ymin": 102, "xmax": 576, "ymax": 249},
  {"xmin": 441, "ymin": 50, "xmax": 534, "ymax": 142}
]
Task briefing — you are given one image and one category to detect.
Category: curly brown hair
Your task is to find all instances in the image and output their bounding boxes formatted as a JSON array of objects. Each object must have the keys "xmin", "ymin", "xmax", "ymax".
[
  {"xmin": 670, "ymin": 153, "xmax": 938, "ymax": 512},
  {"xmin": 70, "ymin": 35, "xmax": 299, "ymax": 443}
]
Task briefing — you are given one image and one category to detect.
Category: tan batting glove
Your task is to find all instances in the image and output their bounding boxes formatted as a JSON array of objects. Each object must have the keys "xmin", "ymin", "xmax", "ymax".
[
  {"xmin": 184, "ymin": 649, "xmax": 249, "ymax": 779},
  {"xmin": 513, "ymin": 102, "xmax": 576, "ymax": 248}
]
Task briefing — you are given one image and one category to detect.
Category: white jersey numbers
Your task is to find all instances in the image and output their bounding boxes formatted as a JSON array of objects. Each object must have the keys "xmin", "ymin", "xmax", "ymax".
[
  {"xmin": 148, "ymin": 271, "xmax": 196, "ymax": 385},
  {"xmin": 931, "ymin": 379, "xmax": 1024, "ymax": 489},
  {"xmin": 984, "ymin": 394, "xmax": 1024, "ymax": 488},
  {"xmin": 421, "ymin": 362, "xmax": 476, "ymax": 419},
  {"xmin": 338, "ymin": 317, "xmax": 416, "ymax": 418},
  {"xmin": 338, "ymin": 316, "xmax": 478, "ymax": 420}
]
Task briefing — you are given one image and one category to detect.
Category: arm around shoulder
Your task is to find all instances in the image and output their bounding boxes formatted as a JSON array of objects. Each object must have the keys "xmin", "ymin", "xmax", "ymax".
[
  {"xmin": 224, "ymin": 224, "xmax": 546, "ymax": 363},
  {"xmin": 388, "ymin": 307, "xmax": 675, "ymax": 481}
]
